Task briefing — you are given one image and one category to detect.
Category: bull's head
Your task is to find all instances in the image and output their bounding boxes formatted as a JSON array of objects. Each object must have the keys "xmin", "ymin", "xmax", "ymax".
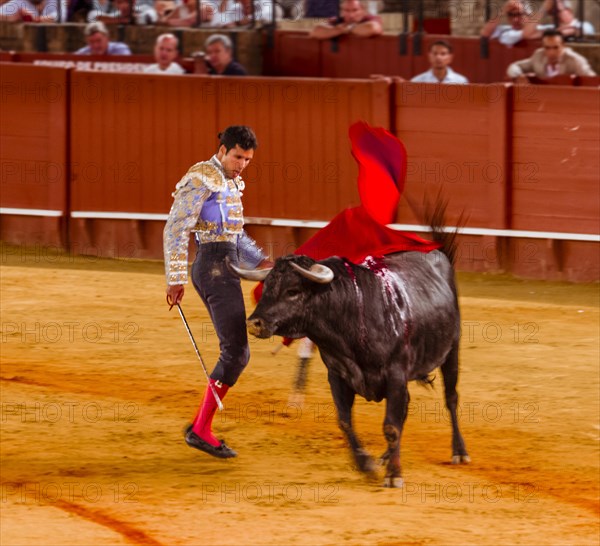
[{"xmin": 229, "ymin": 256, "xmax": 334, "ymax": 339}]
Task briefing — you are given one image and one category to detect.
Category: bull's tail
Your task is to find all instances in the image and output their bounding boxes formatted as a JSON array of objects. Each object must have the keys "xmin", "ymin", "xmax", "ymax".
[{"xmin": 425, "ymin": 195, "xmax": 465, "ymax": 267}]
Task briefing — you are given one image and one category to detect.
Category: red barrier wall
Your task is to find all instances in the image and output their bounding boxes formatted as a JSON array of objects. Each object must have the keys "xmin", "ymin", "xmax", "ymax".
[
  {"xmin": 1, "ymin": 63, "xmax": 598, "ymax": 280},
  {"xmin": 0, "ymin": 63, "xmax": 68, "ymax": 246},
  {"xmin": 68, "ymin": 73, "xmax": 390, "ymax": 258},
  {"xmin": 394, "ymin": 82, "xmax": 510, "ymax": 232},
  {"xmin": 265, "ymin": 31, "xmax": 542, "ymax": 84},
  {"xmin": 511, "ymin": 85, "xmax": 599, "ymax": 234}
]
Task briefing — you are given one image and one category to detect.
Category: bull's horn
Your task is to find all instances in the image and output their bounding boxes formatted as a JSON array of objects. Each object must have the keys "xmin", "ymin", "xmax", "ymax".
[
  {"xmin": 290, "ymin": 262, "xmax": 334, "ymax": 284},
  {"xmin": 228, "ymin": 261, "xmax": 272, "ymax": 281}
]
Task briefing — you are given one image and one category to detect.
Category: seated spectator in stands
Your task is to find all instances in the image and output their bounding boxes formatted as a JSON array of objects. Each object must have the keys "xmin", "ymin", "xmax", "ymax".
[
  {"xmin": 202, "ymin": 33, "xmax": 247, "ymax": 75},
  {"xmin": 208, "ymin": 0, "xmax": 245, "ymax": 27},
  {"xmin": 305, "ymin": 0, "xmax": 338, "ymax": 18},
  {"xmin": 87, "ymin": 0, "xmax": 118, "ymax": 21},
  {"xmin": 75, "ymin": 21, "xmax": 132, "ymax": 54},
  {"xmin": 411, "ymin": 40, "xmax": 469, "ymax": 84},
  {"xmin": 154, "ymin": 0, "xmax": 176, "ymax": 20},
  {"xmin": 144, "ymin": 33, "xmax": 186, "ymax": 74},
  {"xmin": 543, "ymin": 0, "xmax": 595, "ymax": 38},
  {"xmin": 96, "ymin": 0, "xmax": 157, "ymax": 24},
  {"xmin": 159, "ymin": 0, "xmax": 213, "ymax": 26},
  {"xmin": 310, "ymin": 0, "xmax": 382, "ymax": 39},
  {"xmin": 0, "ymin": 0, "xmax": 58, "ymax": 22},
  {"xmin": 507, "ymin": 29, "xmax": 596, "ymax": 82},
  {"xmin": 223, "ymin": 0, "xmax": 285, "ymax": 27},
  {"xmin": 480, "ymin": 0, "xmax": 543, "ymax": 46}
]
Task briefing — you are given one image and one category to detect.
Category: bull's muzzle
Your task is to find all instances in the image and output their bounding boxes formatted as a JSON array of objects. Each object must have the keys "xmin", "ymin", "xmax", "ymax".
[{"xmin": 246, "ymin": 317, "xmax": 271, "ymax": 339}]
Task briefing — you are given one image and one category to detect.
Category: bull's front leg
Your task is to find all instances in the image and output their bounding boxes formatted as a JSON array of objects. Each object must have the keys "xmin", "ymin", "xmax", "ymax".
[
  {"xmin": 327, "ymin": 370, "xmax": 376, "ymax": 474},
  {"xmin": 380, "ymin": 381, "xmax": 409, "ymax": 488}
]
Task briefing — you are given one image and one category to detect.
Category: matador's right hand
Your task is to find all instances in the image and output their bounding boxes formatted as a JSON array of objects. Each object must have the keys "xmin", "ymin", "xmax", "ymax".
[{"xmin": 166, "ymin": 284, "xmax": 185, "ymax": 308}]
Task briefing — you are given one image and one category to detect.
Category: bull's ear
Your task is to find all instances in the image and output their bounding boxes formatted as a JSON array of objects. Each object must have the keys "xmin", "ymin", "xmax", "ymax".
[
  {"xmin": 226, "ymin": 257, "xmax": 272, "ymax": 281},
  {"xmin": 290, "ymin": 262, "xmax": 334, "ymax": 284}
]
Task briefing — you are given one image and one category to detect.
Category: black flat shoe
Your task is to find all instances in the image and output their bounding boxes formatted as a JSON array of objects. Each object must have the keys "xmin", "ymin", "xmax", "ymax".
[{"xmin": 185, "ymin": 429, "xmax": 237, "ymax": 459}]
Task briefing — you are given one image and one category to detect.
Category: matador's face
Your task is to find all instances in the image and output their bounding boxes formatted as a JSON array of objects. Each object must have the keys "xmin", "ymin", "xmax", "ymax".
[{"xmin": 217, "ymin": 145, "xmax": 254, "ymax": 180}]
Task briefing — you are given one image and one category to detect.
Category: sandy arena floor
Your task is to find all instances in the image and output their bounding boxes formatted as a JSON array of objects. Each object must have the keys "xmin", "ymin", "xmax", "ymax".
[{"xmin": 1, "ymin": 247, "xmax": 598, "ymax": 545}]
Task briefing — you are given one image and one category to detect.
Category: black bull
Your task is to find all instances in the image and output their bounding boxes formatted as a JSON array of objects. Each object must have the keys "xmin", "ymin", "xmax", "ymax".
[{"xmin": 230, "ymin": 235, "xmax": 470, "ymax": 487}]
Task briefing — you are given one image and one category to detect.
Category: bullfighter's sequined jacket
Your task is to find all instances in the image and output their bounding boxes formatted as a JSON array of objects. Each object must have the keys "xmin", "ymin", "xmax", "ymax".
[{"xmin": 163, "ymin": 155, "xmax": 265, "ymax": 285}]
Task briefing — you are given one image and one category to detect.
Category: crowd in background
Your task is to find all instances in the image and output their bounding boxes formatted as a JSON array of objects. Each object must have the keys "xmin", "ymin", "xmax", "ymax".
[{"xmin": 0, "ymin": 1, "xmax": 597, "ymax": 80}]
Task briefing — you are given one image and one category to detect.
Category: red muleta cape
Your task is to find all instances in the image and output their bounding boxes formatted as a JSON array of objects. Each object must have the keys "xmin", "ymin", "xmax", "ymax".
[{"xmin": 251, "ymin": 121, "xmax": 439, "ymax": 311}]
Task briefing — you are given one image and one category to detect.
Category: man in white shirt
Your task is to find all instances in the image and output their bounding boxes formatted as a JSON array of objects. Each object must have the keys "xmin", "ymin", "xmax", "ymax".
[
  {"xmin": 411, "ymin": 41, "xmax": 469, "ymax": 84},
  {"xmin": 144, "ymin": 33, "xmax": 186, "ymax": 75}
]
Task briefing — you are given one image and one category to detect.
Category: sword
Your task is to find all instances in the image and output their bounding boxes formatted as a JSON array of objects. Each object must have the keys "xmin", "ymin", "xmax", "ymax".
[{"xmin": 174, "ymin": 303, "xmax": 224, "ymax": 411}]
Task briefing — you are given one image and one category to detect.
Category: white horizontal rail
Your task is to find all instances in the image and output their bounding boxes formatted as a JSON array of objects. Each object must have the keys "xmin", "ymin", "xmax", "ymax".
[
  {"xmin": 70, "ymin": 211, "xmax": 168, "ymax": 221},
  {"xmin": 0, "ymin": 207, "xmax": 63, "ymax": 217},
  {"xmin": 4, "ymin": 209, "xmax": 598, "ymax": 242}
]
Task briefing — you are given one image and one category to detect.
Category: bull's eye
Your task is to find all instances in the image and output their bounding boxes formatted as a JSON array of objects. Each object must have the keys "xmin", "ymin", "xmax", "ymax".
[{"xmin": 285, "ymin": 289, "xmax": 301, "ymax": 300}]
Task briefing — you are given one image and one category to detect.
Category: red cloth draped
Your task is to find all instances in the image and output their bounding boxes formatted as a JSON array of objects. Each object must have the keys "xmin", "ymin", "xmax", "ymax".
[
  {"xmin": 251, "ymin": 122, "xmax": 439, "ymax": 309},
  {"xmin": 295, "ymin": 121, "xmax": 438, "ymax": 262}
]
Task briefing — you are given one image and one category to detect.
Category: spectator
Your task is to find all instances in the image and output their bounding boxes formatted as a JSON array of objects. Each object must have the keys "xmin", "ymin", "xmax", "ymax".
[
  {"xmin": 219, "ymin": 0, "xmax": 284, "ymax": 28},
  {"xmin": 411, "ymin": 40, "xmax": 469, "ymax": 84},
  {"xmin": 0, "ymin": 0, "xmax": 58, "ymax": 22},
  {"xmin": 205, "ymin": 0, "xmax": 244, "ymax": 27},
  {"xmin": 543, "ymin": 0, "xmax": 595, "ymax": 38},
  {"xmin": 75, "ymin": 21, "xmax": 132, "ymax": 54},
  {"xmin": 203, "ymin": 33, "xmax": 247, "ymax": 75},
  {"xmin": 507, "ymin": 28, "xmax": 596, "ymax": 82},
  {"xmin": 154, "ymin": 0, "xmax": 175, "ymax": 20},
  {"xmin": 144, "ymin": 33, "xmax": 186, "ymax": 74},
  {"xmin": 96, "ymin": 0, "xmax": 157, "ymax": 24},
  {"xmin": 86, "ymin": 0, "xmax": 112, "ymax": 22},
  {"xmin": 480, "ymin": 0, "xmax": 543, "ymax": 46},
  {"xmin": 160, "ymin": 0, "xmax": 213, "ymax": 27},
  {"xmin": 310, "ymin": 0, "xmax": 382, "ymax": 40}
]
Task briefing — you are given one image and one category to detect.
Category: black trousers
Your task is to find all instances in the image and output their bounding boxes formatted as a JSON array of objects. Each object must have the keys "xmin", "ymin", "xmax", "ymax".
[{"xmin": 191, "ymin": 242, "xmax": 250, "ymax": 387}]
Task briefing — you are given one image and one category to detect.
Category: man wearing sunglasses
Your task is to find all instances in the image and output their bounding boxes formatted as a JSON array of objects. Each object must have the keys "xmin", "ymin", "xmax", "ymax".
[{"xmin": 481, "ymin": 0, "xmax": 543, "ymax": 46}]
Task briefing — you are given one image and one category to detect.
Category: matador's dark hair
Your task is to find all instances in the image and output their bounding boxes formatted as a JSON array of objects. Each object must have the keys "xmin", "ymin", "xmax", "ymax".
[{"xmin": 218, "ymin": 126, "xmax": 258, "ymax": 152}]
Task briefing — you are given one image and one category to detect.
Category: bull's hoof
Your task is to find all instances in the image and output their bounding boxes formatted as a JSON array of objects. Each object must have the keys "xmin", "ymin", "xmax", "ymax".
[
  {"xmin": 451, "ymin": 454, "xmax": 471, "ymax": 465},
  {"xmin": 383, "ymin": 476, "xmax": 403, "ymax": 488},
  {"xmin": 354, "ymin": 449, "xmax": 377, "ymax": 473}
]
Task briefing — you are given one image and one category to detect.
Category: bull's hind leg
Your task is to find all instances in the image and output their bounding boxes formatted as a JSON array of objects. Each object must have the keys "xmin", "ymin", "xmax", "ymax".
[
  {"xmin": 327, "ymin": 370, "xmax": 376, "ymax": 474},
  {"xmin": 441, "ymin": 343, "xmax": 470, "ymax": 464},
  {"xmin": 380, "ymin": 382, "xmax": 409, "ymax": 488}
]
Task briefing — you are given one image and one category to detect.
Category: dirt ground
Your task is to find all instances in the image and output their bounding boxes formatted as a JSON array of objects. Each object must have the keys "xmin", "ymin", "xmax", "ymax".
[{"xmin": 1, "ymin": 246, "xmax": 598, "ymax": 546}]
